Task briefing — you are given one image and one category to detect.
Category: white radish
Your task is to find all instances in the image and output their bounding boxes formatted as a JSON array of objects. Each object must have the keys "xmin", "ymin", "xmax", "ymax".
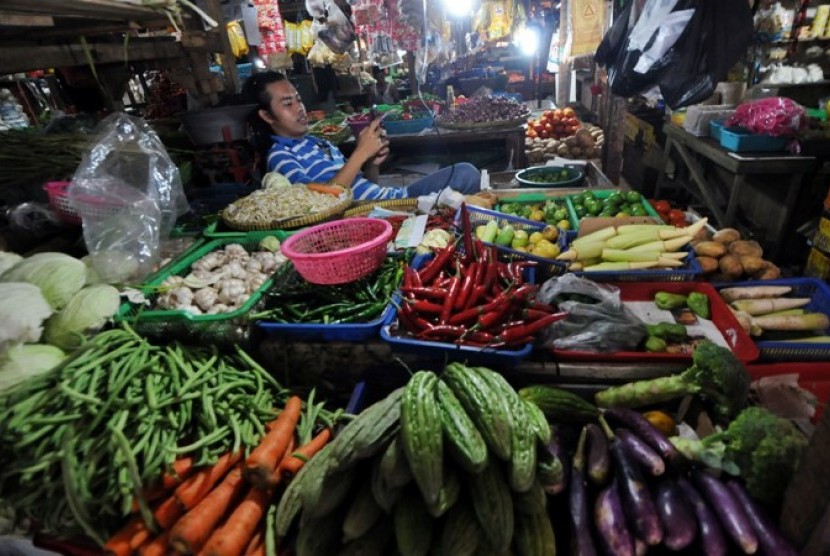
[
  {"xmin": 731, "ymin": 298, "xmax": 811, "ymax": 316},
  {"xmin": 719, "ymin": 286, "xmax": 793, "ymax": 303}
]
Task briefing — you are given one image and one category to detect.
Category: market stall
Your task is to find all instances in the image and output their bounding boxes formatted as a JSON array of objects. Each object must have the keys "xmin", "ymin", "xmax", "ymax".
[{"xmin": 1, "ymin": 0, "xmax": 830, "ymax": 554}]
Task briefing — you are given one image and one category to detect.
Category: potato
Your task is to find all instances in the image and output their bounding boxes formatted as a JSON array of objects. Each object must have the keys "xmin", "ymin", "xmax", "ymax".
[
  {"xmin": 728, "ymin": 240, "xmax": 763, "ymax": 258},
  {"xmin": 697, "ymin": 256, "xmax": 720, "ymax": 274},
  {"xmin": 754, "ymin": 261, "xmax": 781, "ymax": 280},
  {"xmin": 557, "ymin": 144, "xmax": 570, "ymax": 156},
  {"xmin": 739, "ymin": 255, "xmax": 765, "ymax": 275},
  {"xmin": 695, "ymin": 241, "xmax": 727, "ymax": 258},
  {"xmin": 693, "ymin": 226, "xmax": 712, "ymax": 243},
  {"xmin": 718, "ymin": 254, "xmax": 744, "ymax": 279},
  {"xmin": 712, "ymin": 228, "xmax": 741, "ymax": 245}
]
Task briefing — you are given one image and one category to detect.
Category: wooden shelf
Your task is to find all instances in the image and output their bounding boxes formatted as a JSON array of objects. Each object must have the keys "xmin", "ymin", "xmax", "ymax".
[{"xmin": 0, "ymin": 0, "xmax": 162, "ymax": 22}]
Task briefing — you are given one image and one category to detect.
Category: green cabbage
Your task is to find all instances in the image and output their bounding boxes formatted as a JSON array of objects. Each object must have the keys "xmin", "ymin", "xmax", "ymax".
[
  {"xmin": 0, "ymin": 343, "xmax": 65, "ymax": 392},
  {"xmin": 261, "ymin": 172, "xmax": 291, "ymax": 189},
  {"xmin": 44, "ymin": 284, "xmax": 121, "ymax": 350},
  {"xmin": 0, "ymin": 283, "xmax": 53, "ymax": 352},
  {"xmin": 1, "ymin": 252, "xmax": 86, "ymax": 310},
  {"xmin": 0, "ymin": 252, "xmax": 22, "ymax": 275}
]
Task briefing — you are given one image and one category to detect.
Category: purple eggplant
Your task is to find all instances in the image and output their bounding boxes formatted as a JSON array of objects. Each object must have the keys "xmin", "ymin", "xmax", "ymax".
[
  {"xmin": 616, "ymin": 428, "xmax": 665, "ymax": 477},
  {"xmin": 594, "ymin": 479, "xmax": 635, "ymax": 556},
  {"xmin": 603, "ymin": 407, "xmax": 680, "ymax": 463},
  {"xmin": 601, "ymin": 417, "xmax": 664, "ymax": 546},
  {"xmin": 726, "ymin": 480, "xmax": 798, "ymax": 556},
  {"xmin": 570, "ymin": 427, "xmax": 597, "ymax": 556},
  {"xmin": 677, "ymin": 477, "xmax": 728, "ymax": 556},
  {"xmin": 585, "ymin": 422, "xmax": 610, "ymax": 486},
  {"xmin": 693, "ymin": 470, "xmax": 758, "ymax": 554},
  {"xmin": 655, "ymin": 479, "xmax": 698, "ymax": 550}
]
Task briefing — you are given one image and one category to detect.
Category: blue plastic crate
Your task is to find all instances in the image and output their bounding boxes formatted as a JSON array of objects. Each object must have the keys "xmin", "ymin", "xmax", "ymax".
[
  {"xmin": 455, "ymin": 205, "xmax": 569, "ymax": 278},
  {"xmin": 255, "ymin": 258, "xmax": 402, "ymax": 342},
  {"xmin": 379, "ymin": 253, "xmax": 535, "ymax": 367},
  {"xmin": 715, "ymin": 278, "xmax": 830, "ymax": 362},
  {"xmin": 709, "ymin": 121, "xmax": 788, "ymax": 153}
]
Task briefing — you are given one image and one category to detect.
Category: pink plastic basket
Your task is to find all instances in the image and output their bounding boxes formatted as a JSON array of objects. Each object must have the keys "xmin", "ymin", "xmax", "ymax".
[
  {"xmin": 43, "ymin": 181, "xmax": 121, "ymax": 225},
  {"xmin": 280, "ymin": 217, "xmax": 393, "ymax": 285}
]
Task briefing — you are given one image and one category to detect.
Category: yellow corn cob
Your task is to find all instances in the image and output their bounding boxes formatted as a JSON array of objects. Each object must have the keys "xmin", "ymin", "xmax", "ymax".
[
  {"xmin": 571, "ymin": 227, "xmax": 617, "ymax": 249},
  {"xmin": 582, "ymin": 261, "xmax": 659, "ymax": 271},
  {"xmin": 556, "ymin": 241, "xmax": 606, "ymax": 261},
  {"xmin": 655, "ymin": 257, "xmax": 684, "ymax": 267},
  {"xmin": 601, "ymin": 249, "xmax": 663, "ymax": 263},
  {"xmin": 683, "ymin": 218, "xmax": 709, "ymax": 238},
  {"xmin": 606, "ymin": 227, "xmax": 689, "ymax": 249},
  {"xmin": 615, "ymin": 223, "xmax": 674, "ymax": 234},
  {"xmin": 627, "ymin": 236, "xmax": 692, "ymax": 253}
]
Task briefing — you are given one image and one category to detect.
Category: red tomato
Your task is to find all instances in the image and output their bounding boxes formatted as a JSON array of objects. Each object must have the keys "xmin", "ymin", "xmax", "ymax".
[
  {"xmin": 543, "ymin": 110, "xmax": 554, "ymax": 118},
  {"xmin": 540, "ymin": 129, "xmax": 550, "ymax": 139},
  {"xmin": 534, "ymin": 124, "xmax": 545, "ymax": 134},
  {"xmin": 652, "ymin": 200, "xmax": 671, "ymax": 214}
]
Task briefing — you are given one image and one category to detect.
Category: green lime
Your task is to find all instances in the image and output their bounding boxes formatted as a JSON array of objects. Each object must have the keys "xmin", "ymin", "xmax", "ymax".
[
  {"xmin": 582, "ymin": 190, "xmax": 596, "ymax": 200},
  {"xmin": 625, "ymin": 190, "xmax": 642, "ymax": 203},
  {"xmin": 572, "ymin": 194, "xmax": 585, "ymax": 206},
  {"xmin": 600, "ymin": 208, "xmax": 615, "ymax": 217},
  {"xmin": 553, "ymin": 208, "xmax": 568, "ymax": 222},
  {"xmin": 630, "ymin": 205, "xmax": 647, "ymax": 216},
  {"xmin": 608, "ymin": 191, "xmax": 624, "ymax": 203},
  {"xmin": 575, "ymin": 205, "xmax": 588, "ymax": 218}
]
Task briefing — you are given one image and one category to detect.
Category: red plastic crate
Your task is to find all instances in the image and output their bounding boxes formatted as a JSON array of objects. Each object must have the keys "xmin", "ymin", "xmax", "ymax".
[
  {"xmin": 550, "ymin": 281, "xmax": 759, "ymax": 364},
  {"xmin": 746, "ymin": 362, "xmax": 830, "ymax": 421}
]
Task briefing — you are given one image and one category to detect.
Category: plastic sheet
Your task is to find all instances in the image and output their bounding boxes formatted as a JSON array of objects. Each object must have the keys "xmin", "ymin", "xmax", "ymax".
[{"xmin": 68, "ymin": 113, "xmax": 188, "ymax": 283}]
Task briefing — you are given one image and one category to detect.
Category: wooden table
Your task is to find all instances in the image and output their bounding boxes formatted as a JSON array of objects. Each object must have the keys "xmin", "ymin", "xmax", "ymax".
[
  {"xmin": 654, "ymin": 123, "xmax": 816, "ymax": 260},
  {"xmin": 341, "ymin": 124, "xmax": 528, "ymax": 170}
]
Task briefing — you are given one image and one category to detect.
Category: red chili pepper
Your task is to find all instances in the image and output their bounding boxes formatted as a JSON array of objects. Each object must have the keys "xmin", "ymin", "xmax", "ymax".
[
  {"xmin": 418, "ymin": 243, "xmax": 457, "ymax": 285},
  {"xmin": 454, "ymin": 330, "xmax": 495, "ymax": 345},
  {"xmin": 440, "ymin": 275, "xmax": 461, "ymax": 324},
  {"xmin": 482, "ymin": 252, "xmax": 499, "ymax": 290},
  {"xmin": 410, "ymin": 266, "xmax": 423, "ymax": 287},
  {"xmin": 408, "ymin": 299, "xmax": 444, "ymax": 315},
  {"xmin": 418, "ymin": 324, "xmax": 468, "ymax": 340},
  {"xmin": 507, "ymin": 261, "xmax": 524, "ymax": 285},
  {"xmin": 465, "ymin": 284, "xmax": 488, "ymax": 309},
  {"xmin": 478, "ymin": 302, "xmax": 513, "ymax": 330},
  {"xmin": 454, "ymin": 262, "xmax": 477, "ymax": 310},
  {"xmin": 519, "ymin": 308, "xmax": 552, "ymax": 321},
  {"xmin": 510, "ymin": 284, "xmax": 538, "ymax": 303},
  {"xmin": 448, "ymin": 298, "xmax": 505, "ymax": 325},
  {"xmin": 525, "ymin": 301, "xmax": 554, "ymax": 313},
  {"xmin": 460, "ymin": 203, "xmax": 474, "ymax": 265},
  {"xmin": 497, "ymin": 262, "xmax": 512, "ymax": 284},
  {"xmin": 495, "ymin": 311, "xmax": 568, "ymax": 343},
  {"xmin": 401, "ymin": 287, "xmax": 447, "ymax": 300}
]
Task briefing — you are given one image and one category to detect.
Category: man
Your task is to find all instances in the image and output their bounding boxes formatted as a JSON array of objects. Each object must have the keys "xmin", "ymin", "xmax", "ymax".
[{"xmin": 243, "ymin": 71, "xmax": 481, "ymax": 201}]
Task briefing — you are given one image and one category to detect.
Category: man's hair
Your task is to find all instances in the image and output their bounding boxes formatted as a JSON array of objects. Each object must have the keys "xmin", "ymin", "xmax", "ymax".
[{"xmin": 242, "ymin": 71, "xmax": 288, "ymax": 112}]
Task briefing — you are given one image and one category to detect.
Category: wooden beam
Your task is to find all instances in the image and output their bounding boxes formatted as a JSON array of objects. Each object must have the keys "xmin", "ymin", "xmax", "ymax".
[
  {"xmin": 0, "ymin": 0, "xmax": 159, "ymax": 20},
  {"xmin": 0, "ymin": 40, "xmax": 185, "ymax": 74},
  {"xmin": 0, "ymin": 12, "xmax": 54, "ymax": 26},
  {"xmin": 181, "ymin": 29, "xmax": 224, "ymax": 52}
]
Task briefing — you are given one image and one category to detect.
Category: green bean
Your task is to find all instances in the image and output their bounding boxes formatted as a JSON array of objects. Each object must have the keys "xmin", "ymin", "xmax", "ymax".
[
  {"xmin": 168, "ymin": 426, "xmax": 230, "ymax": 455},
  {"xmin": 59, "ymin": 382, "xmax": 103, "ymax": 406},
  {"xmin": 228, "ymin": 413, "xmax": 243, "ymax": 456},
  {"xmin": 110, "ymin": 425, "xmax": 154, "ymax": 527},
  {"xmin": 60, "ymin": 434, "xmax": 104, "ymax": 546},
  {"xmin": 265, "ymin": 504, "xmax": 277, "ymax": 556}
]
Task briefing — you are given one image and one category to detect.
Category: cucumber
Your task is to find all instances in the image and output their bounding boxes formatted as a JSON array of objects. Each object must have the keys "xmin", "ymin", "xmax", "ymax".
[
  {"xmin": 514, "ymin": 479, "xmax": 548, "ymax": 515},
  {"xmin": 522, "ymin": 399, "xmax": 552, "ymax": 446},
  {"xmin": 425, "ymin": 462, "xmax": 461, "ymax": 518},
  {"xmin": 379, "ymin": 434, "xmax": 413, "ymax": 488},
  {"xmin": 339, "ymin": 517, "xmax": 394, "ymax": 556},
  {"xmin": 444, "ymin": 363, "xmax": 512, "ymax": 460},
  {"xmin": 342, "ymin": 481, "xmax": 383, "ymax": 543},
  {"xmin": 508, "ymin": 395, "xmax": 537, "ymax": 493},
  {"xmin": 467, "ymin": 459, "xmax": 514, "ymax": 553},
  {"xmin": 401, "ymin": 371, "xmax": 443, "ymax": 505},
  {"xmin": 440, "ymin": 500, "xmax": 482, "ymax": 556},
  {"xmin": 371, "ymin": 450, "xmax": 403, "ymax": 512},
  {"xmin": 436, "ymin": 380, "xmax": 488, "ymax": 473},
  {"xmin": 394, "ymin": 487, "xmax": 434, "ymax": 556},
  {"xmin": 514, "ymin": 511, "xmax": 557, "ymax": 556},
  {"xmin": 518, "ymin": 385, "xmax": 600, "ymax": 423}
]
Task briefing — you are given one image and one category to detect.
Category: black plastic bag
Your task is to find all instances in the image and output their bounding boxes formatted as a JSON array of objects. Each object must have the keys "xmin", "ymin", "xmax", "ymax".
[{"xmin": 658, "ymin": 0, "xmax": 753, "ymax": 108}]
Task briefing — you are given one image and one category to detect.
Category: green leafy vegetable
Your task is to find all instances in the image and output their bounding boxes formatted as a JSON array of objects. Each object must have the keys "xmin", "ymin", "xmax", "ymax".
[
  {"xmin": 1, "ymin": 252, "xmax": 86, "ymax": 310},
  {"xmin": 0, "ymin": 282, "xmax": 53, "ymax": 352},
  {"xmin": 44, "ymin": 284, "xmax": 121, "ymax": 350},
  {"xmin": 0, "ymin": 343, "xmax": 65, "ymax": 392}
]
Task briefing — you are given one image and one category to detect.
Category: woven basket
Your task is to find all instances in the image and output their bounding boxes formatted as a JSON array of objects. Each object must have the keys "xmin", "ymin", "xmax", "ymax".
[
  {"xmin": 434, "ymin": 114, "xmax": 529, "ymax": 131},
  {"xmin": 280, "ymin": 217, "xmax": 393, "ymax": 285},
  {"xmin": 221, "ymin": 185, "xmax": 354, "ymax": 231},
  {"xmin": 345, "ymin": 197, "xmax": 419, "ymax": 217}
]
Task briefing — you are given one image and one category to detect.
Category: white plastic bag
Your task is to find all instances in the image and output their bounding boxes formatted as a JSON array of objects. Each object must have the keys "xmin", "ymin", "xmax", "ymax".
[{"xmin": 68, "ymin": 113, "xmax": 188, "ymax": 283}]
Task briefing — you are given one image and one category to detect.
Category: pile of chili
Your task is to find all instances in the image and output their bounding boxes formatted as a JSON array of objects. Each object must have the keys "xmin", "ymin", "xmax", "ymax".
[
  {"xmin": 252, "ymin": 255, "xmax": 405, "ymax": 324},
  {"xmin": 396, "ymin": 241, "xmax": 566, "ymax": 348}
]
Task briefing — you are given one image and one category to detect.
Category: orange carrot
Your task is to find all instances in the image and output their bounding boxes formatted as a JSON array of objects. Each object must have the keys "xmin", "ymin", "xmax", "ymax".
[
  {"xmin": 243, "ymin": 396, "xmax": 302, "ymax": 490},
  {"xmin": 175, "ymin": 451, "xmax": 241, "ymax": 510},
  {"xmin": 104, "ymin": 516, "xmax": 151, "ymax": 556},
  {"xmin": 162, "ymin": 456, "xmax": 196, "ymax": 490},
  {"xmin": 279, "ymin": 428, "xmax": 332, "ymax": 481},
  {"xmin": 201, "ymin": 487, "xmax": 272, "ymax": 556},
  {"xmin": 245, "ymin": 525, "xmax": 265, "ymax": 556},
  {"xmin": 137, "ymin": 530, "xmax": 170, "ymax": 556},
  {"xmin": 169, "ymin": 468, "xmax": 246, "ymax": 555},
  {"xmin": 306, "ymin": 183, "xmax": 343, "ymax": 196},
  {"xmin": 152, "ymin": 492, "xmax": 185, "ymax": 530}
]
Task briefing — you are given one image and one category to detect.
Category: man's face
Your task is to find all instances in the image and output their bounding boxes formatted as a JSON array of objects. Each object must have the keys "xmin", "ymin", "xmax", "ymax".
[{"xmin": 259, "ymin": 80, "xmax": 308, "ymax": 138}]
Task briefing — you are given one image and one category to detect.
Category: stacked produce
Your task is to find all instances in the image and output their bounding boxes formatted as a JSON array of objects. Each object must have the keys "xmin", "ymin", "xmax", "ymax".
[
  {"xmin": 273, "ymin": 363, "xmax": 566, "ymax": 554},
  {"xmin": 0, "ymin": 325, "xmax": 341, "ymax": 542},
  {"xmin": 392, "ymin": 241, "xmax": 565, "ymax": 348},
  {"xmin": 641, "ymin": 290, "xmax": 711, "ymax": 352},
  {"xmin": 222, "ymin": 183, "xmax": 347, "ymax": 229},
  {"xmin": 251, "ymin": 255, "xmax": 404, "ymax": 324},
  {"xmin": 719, "ymin": 284, "xmax": 830, "ymax": 340},
  {"xmin": 499, "ymin": 198, "xmax": 570, "ymax": 229},
  {"xmin": 569, "ymin": 189, "xmax": 652, "ymax": 221},
  {"xmin": 557, "ymin": 219, "xmax": 708, "ymax": 272},
  {"xmin": 693, "ymin": 227, "xmax": 781, "ymax": 281},
  {"xmin": 474, "ymin": 219, "xmax": 562, "ymax": 259},
  {"xmin": 435, "ymin": 95, "xmax": 528, "ymax": 127},
  {"xmin": 525, "ymin": 122, "xmax": 604, "ymax": 163}
]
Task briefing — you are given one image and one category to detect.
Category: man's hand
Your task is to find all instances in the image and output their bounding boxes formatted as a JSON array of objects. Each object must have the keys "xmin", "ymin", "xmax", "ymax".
[
  {"xmin": 354, "ymin": 118, "xmax": 386, "ymax": 165},
  {"xmin": 371, "ymin": 130, "xmax": 390, "ymax": 166}
]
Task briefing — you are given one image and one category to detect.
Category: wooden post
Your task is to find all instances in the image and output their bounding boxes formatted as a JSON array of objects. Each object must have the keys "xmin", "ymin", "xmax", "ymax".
[
  {"xmin": 203, "ymin": 0, "xmax": 240, "ymax": 94},
  {"xmin": 406, "ymin": 51, "xmax": 418, "ymax": 96},
  {"xmin": 780, "ymin": 408, "xmax": 830, "ymax": 553}
]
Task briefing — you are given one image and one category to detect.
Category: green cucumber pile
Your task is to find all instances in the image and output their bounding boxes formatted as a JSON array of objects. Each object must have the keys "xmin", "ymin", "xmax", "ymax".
[{"xmin": 273, "ymin": 363, "xmax": 563, "ymax": 555}]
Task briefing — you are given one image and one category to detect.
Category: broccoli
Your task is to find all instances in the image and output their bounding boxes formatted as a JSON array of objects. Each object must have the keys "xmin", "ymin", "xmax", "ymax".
[
  {"xmin": 671, "ymin": 406, "xmax": 808, "ymax": 508},
  {"xmin": 595, "ymin": 341, "xmax": 751, "ymax": 422}
]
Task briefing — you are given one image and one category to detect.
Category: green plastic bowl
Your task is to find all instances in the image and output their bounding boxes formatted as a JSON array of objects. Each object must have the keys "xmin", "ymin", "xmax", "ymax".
[{"xmin": 516, "ymin": 165, "xmax": 585, "ymax": 188}]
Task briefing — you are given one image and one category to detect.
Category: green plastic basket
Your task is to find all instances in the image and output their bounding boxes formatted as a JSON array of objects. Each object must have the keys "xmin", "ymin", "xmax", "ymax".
[
  {"xmin": 566, "ymin": 190, "xmax": 661, "ymax": 230},
  {"xmin": 115, "ymin": 230, "xmax": 293, "ymax": 345},
  {"xmin": 495, "ymin": 193, "xmax": 575, "ymax": 230}
]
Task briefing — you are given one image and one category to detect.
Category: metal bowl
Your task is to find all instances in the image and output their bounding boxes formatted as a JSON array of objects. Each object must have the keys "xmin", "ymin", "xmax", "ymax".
[{"xmin": 515, "ymin": 165, "xmax": 585, "ymax": 188}]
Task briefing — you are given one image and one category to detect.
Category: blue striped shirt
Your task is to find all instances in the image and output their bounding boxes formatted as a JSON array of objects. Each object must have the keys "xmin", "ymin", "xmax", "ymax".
[{"xmin": 266, "ymin": 135, "xmax": 408, "ymax": 200}]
